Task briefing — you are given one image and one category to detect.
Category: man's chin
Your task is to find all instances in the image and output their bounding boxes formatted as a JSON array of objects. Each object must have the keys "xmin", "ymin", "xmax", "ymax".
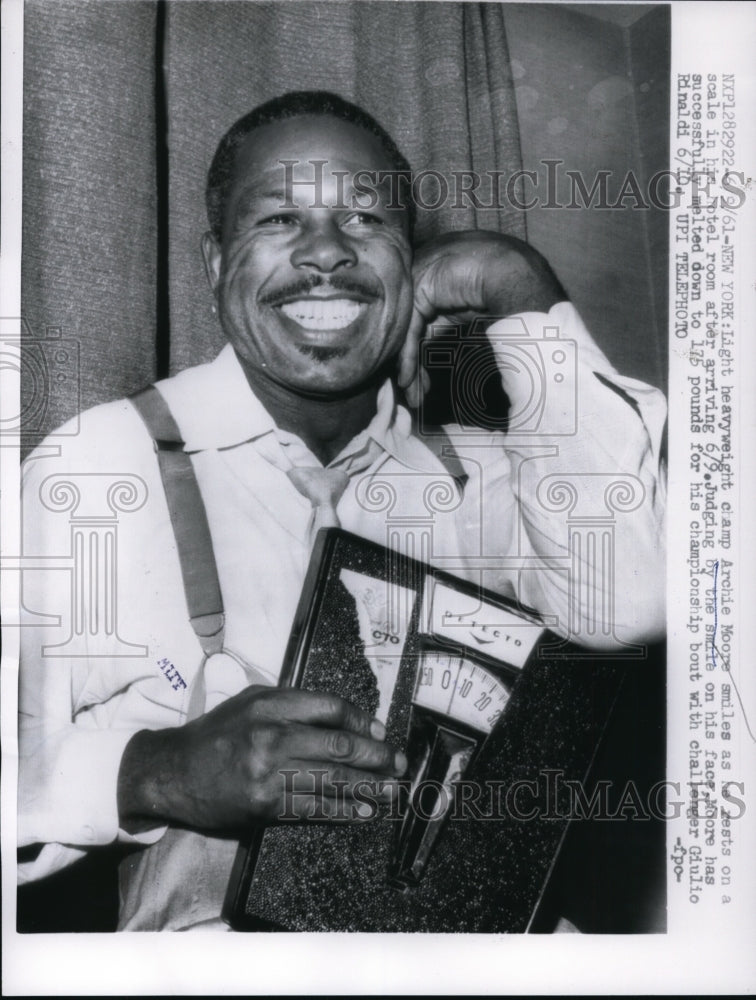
[
  {"xmin": 294, "ymin": 343, "xmax": 351, "ymax": 363},
  {"xmin": 280, "ymin": 352, "xmax": 397, "ymax": 400}
]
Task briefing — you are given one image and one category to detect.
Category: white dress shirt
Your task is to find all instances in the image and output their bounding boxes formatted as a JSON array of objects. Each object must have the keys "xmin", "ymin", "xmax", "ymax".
[{"xmin": 18, "ymin": 302, "xmax": 667, "ymax": 927}]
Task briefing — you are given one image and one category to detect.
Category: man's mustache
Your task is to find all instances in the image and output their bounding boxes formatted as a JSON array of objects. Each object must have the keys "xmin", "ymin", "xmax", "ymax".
[{"xmin": 258, "ymin": 274, "xmax": 382, "ymax": 307}]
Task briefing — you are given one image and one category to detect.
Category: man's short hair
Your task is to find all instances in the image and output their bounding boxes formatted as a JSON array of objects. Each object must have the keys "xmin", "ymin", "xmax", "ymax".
[{"xmin": 205, "ymin": 90, "xmax": 415, "ymax": 242}]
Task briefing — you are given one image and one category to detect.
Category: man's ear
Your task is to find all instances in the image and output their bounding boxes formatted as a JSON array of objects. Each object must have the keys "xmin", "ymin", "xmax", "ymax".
[{"xmin": 201, "ymin": 231, "xmax": 222, "ymax": 295}]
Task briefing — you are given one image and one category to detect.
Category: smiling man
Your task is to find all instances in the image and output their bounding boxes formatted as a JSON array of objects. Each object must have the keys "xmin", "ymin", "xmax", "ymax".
[
  {"xmin": 18, "ymin": 91, "xmax": 667, "ymax": 931},
  {"xmin": 201, "ymin": 109, "xmax": 416, "ymax": 464}
]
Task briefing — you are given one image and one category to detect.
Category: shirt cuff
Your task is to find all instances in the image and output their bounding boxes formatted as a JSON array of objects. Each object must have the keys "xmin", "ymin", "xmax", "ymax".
[
  {"xmin": 20, "ymin": 727, "xmax": 168, "ymax": 851},
  {"xmin": 18, "ymin": 843, "xmax": 88, "ymax": 885},
  {"xmin": 486, "ymin": 300, "xmax": 667, "ymax": 452}
]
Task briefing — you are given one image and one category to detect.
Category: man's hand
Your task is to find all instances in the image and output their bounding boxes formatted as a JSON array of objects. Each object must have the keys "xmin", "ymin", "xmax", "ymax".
[
  {"xmin": 117, "ymin": 687, "xmax": 406, "ymax": 834},
  {"xmin": 398, "ymin": 230, "xmax": 565, "ymax": 405}
]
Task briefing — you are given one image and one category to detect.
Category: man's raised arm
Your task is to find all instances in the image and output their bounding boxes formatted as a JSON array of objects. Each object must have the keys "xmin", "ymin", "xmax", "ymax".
[{"xmin": 400, "ymin": 230, "xmax": 666, "ymax": 647}]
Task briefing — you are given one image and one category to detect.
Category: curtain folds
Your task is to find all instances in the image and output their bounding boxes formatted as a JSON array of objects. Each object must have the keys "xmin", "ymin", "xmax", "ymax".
[
  {"xmin": 22, "ymin": 1, "xmax": 525, "ymax": 434},
  {"xmin": 164, "ymin": 1, "xmax": 526, "ymax": 374},
  {"xmin": 22, "ymin": 0, "xmax": 159, "ymax": 441}
]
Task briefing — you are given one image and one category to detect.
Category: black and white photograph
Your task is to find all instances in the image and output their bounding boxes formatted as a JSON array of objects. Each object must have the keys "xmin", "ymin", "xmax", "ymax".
[{"xmin": 1, "ymin": 0, "xmax": 754, "ymax": 993}]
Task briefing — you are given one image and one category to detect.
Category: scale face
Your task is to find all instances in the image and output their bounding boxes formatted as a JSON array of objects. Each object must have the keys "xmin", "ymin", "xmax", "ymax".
[
  {"xmin": 412, "ymin": 650, "xmax": 512, "ymax": 733},
  {"xmin": 328, "ymin": 566, "xmax": 544, "ymax": 888},
  {"xmin": 388, "ymin": 577, "xmax": 545, "ymax": 889}
]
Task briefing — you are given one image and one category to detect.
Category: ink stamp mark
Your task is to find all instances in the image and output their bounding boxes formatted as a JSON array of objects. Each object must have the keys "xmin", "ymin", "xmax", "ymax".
[{"xmin": 158, "ymin": 656, "xmax": 187, "ymax": 692}]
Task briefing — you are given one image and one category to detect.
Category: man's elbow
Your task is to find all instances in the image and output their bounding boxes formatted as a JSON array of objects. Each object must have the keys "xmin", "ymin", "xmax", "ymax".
[{"xmin": 567, "ymin": 582, "xmax": 666, "ymax": 651}]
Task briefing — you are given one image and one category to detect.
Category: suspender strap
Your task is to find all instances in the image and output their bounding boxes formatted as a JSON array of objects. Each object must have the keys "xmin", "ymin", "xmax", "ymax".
[
  {"xmin": 130, "ymin": 385, "xmax": 225, "ymax": 657},
  {"xmin": 129, "ymin": 384, "xmax": 461, "ymax": 655}
]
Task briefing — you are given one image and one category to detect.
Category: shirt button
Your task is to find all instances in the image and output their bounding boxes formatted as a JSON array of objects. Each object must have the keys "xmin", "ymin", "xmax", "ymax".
[{"xmin": 82, "ymin": 825, "xmax": 95, "ymax": 841}]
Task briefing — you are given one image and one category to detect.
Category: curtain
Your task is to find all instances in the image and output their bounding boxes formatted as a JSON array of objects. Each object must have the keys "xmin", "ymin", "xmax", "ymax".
[
  {"xmin": 22, "ymin": 0, "xmax": 159, "ymax": 444},
  {"xmin": 22, "ymin": 0, "xmax": 525, "ymax": 440},
  {"xmin": 165, "ymin": 0, "xmax": 526, "ymax": 372}
]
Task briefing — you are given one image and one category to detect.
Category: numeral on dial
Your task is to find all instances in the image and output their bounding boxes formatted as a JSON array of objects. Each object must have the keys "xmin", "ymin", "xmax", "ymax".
[{"xmin": 412, "ymin": 651, "xmax": 511, "ymax": 733}]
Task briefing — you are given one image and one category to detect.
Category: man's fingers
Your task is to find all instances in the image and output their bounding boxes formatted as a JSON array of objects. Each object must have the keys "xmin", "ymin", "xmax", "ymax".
[
  {"xmin": 288, "ymin": 724, "xmax": 406, "ymax": 775},
  {"xmin": 245, "ymin": 687, "xmax": 384, "ymax": 740},
  {"xmin": 399, "ymin": 255, "xmax": 473, "ymax": 397},
  {"xmin": 286, "ymin": 764, "xmax": 404, "ymax": 798},
  {"xmin": 404, "ymin": 369, "xmax": 431, "ymax": 408},
  {"xmin": 279, "ymin": 792, "xmax": 376, "ymax": 823},
  {"xmin": 397, "ymin": 306, "xmax": 426, "ymax": 389},
  {"xmin": 278, "ymin": 766, "xmax": 405, "ymax": 821}
]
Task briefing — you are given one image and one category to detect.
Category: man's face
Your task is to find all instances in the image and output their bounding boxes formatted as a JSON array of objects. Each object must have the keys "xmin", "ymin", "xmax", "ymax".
[{"xmin": 203, "ymin": 115, "xmax": 414, "ymax": 397}]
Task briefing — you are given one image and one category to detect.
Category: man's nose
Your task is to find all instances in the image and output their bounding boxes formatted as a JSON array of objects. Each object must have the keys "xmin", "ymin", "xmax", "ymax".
[{"xmin": 290, "ymin": 219, "xmax": 358, "ymax": 272}]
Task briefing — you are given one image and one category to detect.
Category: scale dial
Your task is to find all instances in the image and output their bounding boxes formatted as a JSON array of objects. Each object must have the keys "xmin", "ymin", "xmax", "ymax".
[{"xmin": 412, "ymin": 651, "xmax": 511, "ymax": 734}]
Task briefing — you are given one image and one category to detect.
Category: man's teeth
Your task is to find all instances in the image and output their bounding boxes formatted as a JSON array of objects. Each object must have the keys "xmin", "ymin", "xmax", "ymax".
[{"xmin": 279, "ymin": 299, "xmax": 362, "ymax": 330}]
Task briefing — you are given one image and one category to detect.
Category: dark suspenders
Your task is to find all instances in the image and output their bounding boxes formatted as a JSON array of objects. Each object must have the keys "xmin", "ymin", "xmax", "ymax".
[
  {"xmin": 129, "ymin": 384, "xmax": 467, "ymax": 659},
  {"xmin": 129, "ymin": 385, "xmax": 225, "ymax": 657}
]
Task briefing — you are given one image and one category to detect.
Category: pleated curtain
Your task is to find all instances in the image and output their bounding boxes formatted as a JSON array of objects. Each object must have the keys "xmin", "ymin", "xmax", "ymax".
[
  {"xmin": 22, "ymin": 0, "xmax": 525, "ymax": 442},
  {"xmin": 22, "ymin": 0, "xmax": 160, "ymax": 443}
]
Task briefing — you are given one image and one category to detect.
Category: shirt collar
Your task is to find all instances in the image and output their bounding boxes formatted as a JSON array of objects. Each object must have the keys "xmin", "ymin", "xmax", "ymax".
[
  {"xmin": 156, "ymin": 344, "xmax": 444, "ymax": 475},
  {"xmin": 157, "ymin": 344, "xmax": 278, "ymax": 452}
]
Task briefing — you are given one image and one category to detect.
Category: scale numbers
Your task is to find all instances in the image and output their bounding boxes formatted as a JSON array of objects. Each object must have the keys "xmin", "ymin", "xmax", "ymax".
[{"xmin": 412, "ymin": 651, "xmax": 511, "ymax": 734}]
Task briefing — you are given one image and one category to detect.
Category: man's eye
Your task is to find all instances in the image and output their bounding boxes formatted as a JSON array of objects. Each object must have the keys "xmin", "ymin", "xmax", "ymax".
[
  {"xmin": 343, "ymin": 212, "xmax": 383, "ymax": 227},
  {"xmin": 257, "ymin": 214, "xmax": 298, "ymax": 226}
]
